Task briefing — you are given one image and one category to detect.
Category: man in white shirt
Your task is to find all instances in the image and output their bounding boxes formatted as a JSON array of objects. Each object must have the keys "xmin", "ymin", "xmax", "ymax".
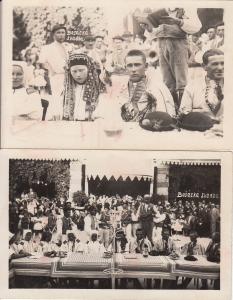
[
  {"xmin": 204, "ymin": 27, "xmax": 217, "ymax": 51},
  {"xmin": 215, "ymin": 23, "xmax": 224, "ymax": 49},
  {"xmin": 39, "ymin": 24, "xmax": 71, "ymax": 120},
  {"xmin": 119, "ymin": 49, "xmax": 176, "ymax": 122},
  {"xmin": 84, "ymin": 206, "xmax": 98, "ymax": 236},
  {"xmin": 18, "ymin": 231, "xmax": 38, "ymax": 254},
  {"xmin": 85, "ymin": 231, "xmax": 105, "ymax": 254},
  {"xmin": 179, "ymin": 48, "xmax": 224, "ymax": 121}
]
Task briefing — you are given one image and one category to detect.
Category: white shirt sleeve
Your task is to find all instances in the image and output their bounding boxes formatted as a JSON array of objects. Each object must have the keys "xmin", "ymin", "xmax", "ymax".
[
  {"xmin": 181, "ymin": 8, "xmax": 202, "ymax": 34},
  {"xmin": 38, "ymin": 45, "xmax": 48, "ymax": 65},
  {"xmin": 105, "ymin": 53, "xmax": 114, "ymax": 73},
  {"xmin": 179, "ymin": 85, "xmax": 194, "ymax": 114}
]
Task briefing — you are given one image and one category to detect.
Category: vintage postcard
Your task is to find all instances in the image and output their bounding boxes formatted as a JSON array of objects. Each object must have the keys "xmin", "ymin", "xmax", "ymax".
[
  {"xmin": 0, "ymin": 149, "xmax": 232, "ymax": 299},
  {"xmin": 1, "ymin": 0, "xmax": 233, "ymax": 150}
]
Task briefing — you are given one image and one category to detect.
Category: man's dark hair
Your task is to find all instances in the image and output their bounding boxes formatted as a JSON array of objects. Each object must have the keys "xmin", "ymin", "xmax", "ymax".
[
  {"xmin": 95, "ymin": 35, "xmax": 104, "ymax": 40},
  {"xmin": 216, "ymin": 21, "xmax": 224, "ymax": 28},
  {"xmin": 207, "ymin": 27, "xmax": 216, "ymax": 32},
  {"xmin": 202, "ymin": 49, "xmax": 224, "ymax": 65},
  {"xmin": 104, "ymin": 202, "xmax": 110, "ymax": 209},
  {"xmin": 125, "ymin": 49, "xmax": 147, "ymax": 64}
]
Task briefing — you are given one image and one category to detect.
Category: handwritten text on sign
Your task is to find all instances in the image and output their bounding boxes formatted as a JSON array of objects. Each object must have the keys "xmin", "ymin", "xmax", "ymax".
[
  {"xmin": 66, "ymin": 29, "xmax": 90, "ymax": 43},
  {"xmin": 177, "ymin": 192, "xmax": 219, "ymax": 199}
]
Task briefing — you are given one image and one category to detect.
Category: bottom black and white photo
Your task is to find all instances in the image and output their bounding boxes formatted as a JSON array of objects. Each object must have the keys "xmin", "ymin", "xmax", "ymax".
[{"xmin": 0, "ymin": 150, "xmax": 232, "ymax": 300}]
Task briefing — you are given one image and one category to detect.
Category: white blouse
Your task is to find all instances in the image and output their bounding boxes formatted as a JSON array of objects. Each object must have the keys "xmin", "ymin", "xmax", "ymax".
[{"xmin": 73, "ymin": 85, "xmax": 87, "ymax": 120}]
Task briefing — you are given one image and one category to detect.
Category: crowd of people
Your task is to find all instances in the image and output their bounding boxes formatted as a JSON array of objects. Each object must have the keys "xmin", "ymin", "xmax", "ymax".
[
  {"xmin": 12, "ymin": 7, "xmax": 224, "ymax": 135},
  {"xmin": 9, "ymin": 189, "xmax": 220, "ymax": 288}
]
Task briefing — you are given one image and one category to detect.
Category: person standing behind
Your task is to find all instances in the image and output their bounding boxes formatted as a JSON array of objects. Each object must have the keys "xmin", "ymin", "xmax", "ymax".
[
  {"xmin": 99, "ymin": 203, "xmax": 111, "ymax": 249},
  {"xmin": 209, "ymin": 204, "xmax": 220, "ymax": 236},
  {"xmin": 131, "ymin": 201, "xmax": 141, "ymax": 238},
  {"xmin": 105, "ymin": 36, "xmax": 127, "ymax": 75},
  {"xmin": 94, "ymin": 36, "xmax": 108, "ymax": 62},
  {"xmin": 39, "ymin": 24, "xmax": 72, "ymax": 120},
  {"xmin": 215, "ymin": 23, "xmax": 224, "ymax": 49},
  {"xmin": 140, "ymin": 8, "xmax": 201, "ymax": 111},
  {"xmin": 84, "ymin": 206, "xmax": 98, "ymax": 236},
  {"xmin": 139, "ymin": 195, "xmax": 154, "ymax": 243}
]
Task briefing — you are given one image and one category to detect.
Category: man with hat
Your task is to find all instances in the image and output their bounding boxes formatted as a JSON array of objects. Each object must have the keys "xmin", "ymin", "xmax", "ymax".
[
  {"xmin": 105, "ymin": 35, "xmax": 127, "ymax": 75},
  {"xmin": 94, "ymin": 35, "xmax": 108, "ymax": 62},
  {"xmin": 39, "ymin": 24, "xmax": 72, "ymax": 120},
  {"xmin": 76, "ymin": 35, "xmax": 103, "ymax": 72}
]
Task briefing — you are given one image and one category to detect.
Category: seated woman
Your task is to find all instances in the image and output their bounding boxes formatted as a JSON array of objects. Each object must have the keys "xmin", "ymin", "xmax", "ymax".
[
  {"xmin": 12, "ymin": 62, "xmax": 42, "ymax": 121},
  {"xmin": 63, "ymin": 53, "xmax": 105, "ymax": 121}
]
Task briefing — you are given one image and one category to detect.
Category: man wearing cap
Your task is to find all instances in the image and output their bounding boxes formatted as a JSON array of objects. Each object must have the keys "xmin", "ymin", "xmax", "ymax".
[
  {"xmin": 77, "ymin": 35, "xmax": 103, "ymax": 71},
  {"xmin": 105, "ymin": 36, "xmax": 127, "ymax": 75},
  {"xmin": 94, "ymin": 35, "xmax": 108, "ymax": 62},
  {"xmin": 179, "ymin": 48, "xmax": 224, "ymax": 122},
  {"xmin": 39, "ymin": 24, "xmax": 72, "ymax": 120}
]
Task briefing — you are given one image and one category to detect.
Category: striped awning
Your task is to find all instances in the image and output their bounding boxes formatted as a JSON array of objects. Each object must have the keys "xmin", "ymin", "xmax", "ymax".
[
  {"xmin": 88, "ymin": 174, "xmax": 152, "ymax": 181},
  {"xmin": 158, "ymin": 159, "xmax": 221, "ymax": 166}
]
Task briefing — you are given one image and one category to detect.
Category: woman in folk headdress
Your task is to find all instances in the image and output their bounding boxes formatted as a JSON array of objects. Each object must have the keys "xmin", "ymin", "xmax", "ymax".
[{"xmin": 63, "ymin": 53, "xmax": 105, "ymax": 121}]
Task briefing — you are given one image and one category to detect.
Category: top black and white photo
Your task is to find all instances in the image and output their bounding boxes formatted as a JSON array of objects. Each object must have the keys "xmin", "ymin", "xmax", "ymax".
[{"xmin": 1, "ymin": 0, "xmax": 233, "ymax": 149}]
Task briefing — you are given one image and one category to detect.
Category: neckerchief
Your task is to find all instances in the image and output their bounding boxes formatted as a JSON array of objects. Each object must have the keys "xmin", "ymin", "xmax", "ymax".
[
  {"xmin": 126, "ymin": 77, "xmax": 155, "ymax": 121},
  {"xmin": 205, "ymin": 77, "xmax": 224, "ymax": 115},
  {"xmin": 128, "ymin": 77, "xmax": 147, "ymax": 104}
]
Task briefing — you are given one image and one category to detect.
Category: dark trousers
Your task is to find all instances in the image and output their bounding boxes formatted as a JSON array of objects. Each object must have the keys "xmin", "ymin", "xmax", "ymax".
[{"xmin": 141, "ymin": 220, "xmax": 153, "ymax": 242}]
